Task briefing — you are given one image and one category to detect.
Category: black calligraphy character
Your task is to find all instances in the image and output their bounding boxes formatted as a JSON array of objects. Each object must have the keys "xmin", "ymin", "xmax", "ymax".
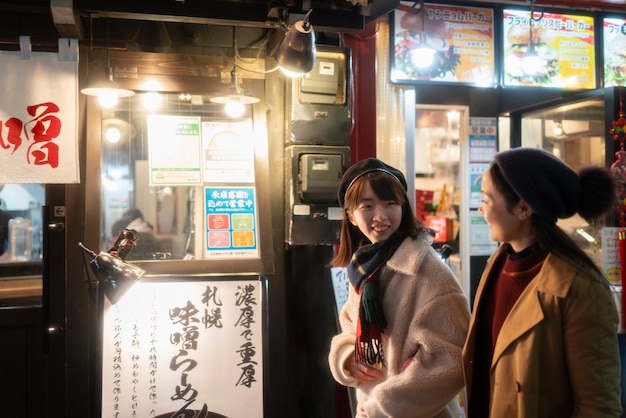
[
  {"xmin": 236, "ymin": 364, "xmax": 257, "ymax": 388},
  {"xmin": 170, "ymin": 372, "xmax": 199, "ymax": 403},
  {"xmin": 236, "ymin": 341, "xmax": 258, "ymax": 367},
  {"xmin": 240, "ymin": 328, "xmax": 253, "ymax": 342},
  {"xmin": 235, "ymin": 284, "xmax": 257, "ymax": 307},
  {"xmin": 202, "ymin": 307, "xmax": 223, "ymax": 329},
  {"xmin": 169, "ymin": 349, "xmax": 198, "ymax": 373},
  {"xmin": 201, "ymin": 285, "xmax": 223, "ymax": 307},
  {"xmin": 169, "ymin": 301, "xmax": 200, "ymax": 327},
  {"xmin": 170, "ymin": 326, "xmax": 199, "ymax": 350},
  {"xmin": 235, "ymin": 305, "xmax": 255, "ymax": 329}
]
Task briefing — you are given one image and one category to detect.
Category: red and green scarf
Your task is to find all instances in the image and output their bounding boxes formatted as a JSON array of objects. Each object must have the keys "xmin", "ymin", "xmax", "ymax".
[{"xmin": 348, "ymin": 232, "xmax": 404, "ymax": 368}]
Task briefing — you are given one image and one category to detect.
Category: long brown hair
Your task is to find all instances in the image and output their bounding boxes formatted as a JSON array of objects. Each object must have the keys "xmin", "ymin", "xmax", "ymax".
[{"xmin": 329, "ymin": 171, "xmax": 429, "ymax": 267}]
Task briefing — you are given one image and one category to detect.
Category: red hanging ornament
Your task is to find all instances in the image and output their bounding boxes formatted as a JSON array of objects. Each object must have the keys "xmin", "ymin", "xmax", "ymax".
[{"xmin": 610, "ymin": 86, "xmax": 626, "ymax": 332}]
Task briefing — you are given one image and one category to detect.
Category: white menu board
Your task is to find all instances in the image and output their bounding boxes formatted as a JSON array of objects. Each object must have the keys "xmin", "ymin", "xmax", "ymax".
[{"xmin": 101, "ymin": 278, "xmax": 264, "ymax": 418}]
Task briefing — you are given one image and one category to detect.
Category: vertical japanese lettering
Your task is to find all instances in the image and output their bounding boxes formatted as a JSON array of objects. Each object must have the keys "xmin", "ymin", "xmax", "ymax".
[{"xmin": 234, "ymin": 284, "xmax": 258, "ymax": 388}]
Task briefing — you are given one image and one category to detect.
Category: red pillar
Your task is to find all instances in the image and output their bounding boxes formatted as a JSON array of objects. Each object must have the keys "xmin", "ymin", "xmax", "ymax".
[{"xmin": 341, "ymin": 20, "xmax": 379, "ymax": 164}]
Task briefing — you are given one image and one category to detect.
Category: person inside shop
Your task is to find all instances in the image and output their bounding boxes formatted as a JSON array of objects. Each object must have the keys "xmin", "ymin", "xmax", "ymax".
[
  {"xmin": 327, "ymin": 158, "xmax": 470, "ymax": 418},
  {"xmin": 111, "ymin": 208, "xmax": 162, "ymax": 260},
  {"xmin": 463, "ymin": 147, "xmax": 622, "ymax": 417}
]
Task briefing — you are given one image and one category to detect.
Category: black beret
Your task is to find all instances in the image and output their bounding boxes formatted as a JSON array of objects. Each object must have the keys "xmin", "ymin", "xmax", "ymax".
[
  {"xmin": 338, "ymin": 158, "xmax": 407, "ymax": 206},
  {"xmin": 494, "ymin": 147, "xmax": 579, "ymax": 222}
]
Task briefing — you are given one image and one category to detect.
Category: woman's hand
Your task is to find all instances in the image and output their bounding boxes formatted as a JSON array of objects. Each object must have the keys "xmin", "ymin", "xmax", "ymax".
[{"xmin": 344, "ymin": 356, "xmax": 384, "ymax": 384}]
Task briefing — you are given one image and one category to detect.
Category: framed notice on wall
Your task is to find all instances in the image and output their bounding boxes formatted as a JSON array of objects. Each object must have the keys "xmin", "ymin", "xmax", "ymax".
[
  {"xmin": 502, "ymin": 9, "xmax": 596, "ymax": 88},
  {"xmin": 101, "ymin": 277, "xmax": 266, "ymax": 418},
  {"xmin": 603, "ymin": 17, "xmax": 626, "ymax": 87},
  {"xmin": 391, "ymin": 2, "xmax": 495, "ymax": 86}
]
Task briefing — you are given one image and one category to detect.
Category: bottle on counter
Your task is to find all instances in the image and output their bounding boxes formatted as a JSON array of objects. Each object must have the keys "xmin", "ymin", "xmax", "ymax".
[{"xmin": 8, "ymin": 217, "xmax": 33, "ymax": 261}]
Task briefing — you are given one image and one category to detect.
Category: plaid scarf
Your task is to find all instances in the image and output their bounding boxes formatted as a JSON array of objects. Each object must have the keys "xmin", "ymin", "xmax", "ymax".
[{"xmin": 348, "ymin": 232, "xmax": 404, "ymax": 368}]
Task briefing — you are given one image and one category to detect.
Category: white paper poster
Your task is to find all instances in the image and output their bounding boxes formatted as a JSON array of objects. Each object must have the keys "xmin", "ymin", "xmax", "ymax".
[
  {"xmin": 0, "ymin": 38, "xmax": 79, "ymax": 183},
  {"xmin": 202, "ymin": 121, "xmax": 256, "ymax": 183},
  {"xmin": 101, "ymin": 279, "xmax": 264, "ymax": 418},
  {"xmin": 147, "ymin": 115, "xmax": 203, "ymax": 185}
]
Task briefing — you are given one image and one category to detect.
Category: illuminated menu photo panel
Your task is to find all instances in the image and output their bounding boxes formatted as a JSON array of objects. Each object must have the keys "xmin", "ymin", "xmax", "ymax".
[
  {"xmin": 391, "ymin": 2, "xmax": 495, "ymax": 86},
  {"xmin": 603, "ymin": 17, "xmax": 626, "ymax": 87},
  {"xmin": 502, "ymin": 9, "xmax": 596, "ymax": 88}
]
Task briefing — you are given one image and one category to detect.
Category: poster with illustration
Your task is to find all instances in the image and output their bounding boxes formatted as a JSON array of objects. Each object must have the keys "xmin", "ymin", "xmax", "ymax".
[
  {"xmin": 391, "ymin": 2, "xmax": 494, "ymax": 85},
  {"xmin": 603, "ymin": 17, "xmax": 626, "ymax": 87},
  {"xmin": 502, "ymin": 9, "xmax": 595, "ymax": 88}
]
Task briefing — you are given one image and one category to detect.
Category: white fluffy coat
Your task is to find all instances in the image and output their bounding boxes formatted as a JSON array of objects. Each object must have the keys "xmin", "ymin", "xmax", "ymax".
[{"xmin": 329, "ymin": 232, "xmax": 470, "ymax": 418}]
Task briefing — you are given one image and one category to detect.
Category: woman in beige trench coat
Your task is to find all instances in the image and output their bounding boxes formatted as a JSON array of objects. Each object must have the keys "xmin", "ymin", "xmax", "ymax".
[{"xmin": 462, "ymin": 148, "xmax": 622, "ymax": 417}]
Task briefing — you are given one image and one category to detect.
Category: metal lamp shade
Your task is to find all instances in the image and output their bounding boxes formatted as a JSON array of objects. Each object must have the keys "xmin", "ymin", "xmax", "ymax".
[
  {"xmin": 87, "ymin": 250, "xmax": 145, "ymax": 305},
  {"xmin": 275, "ymin": 20, "xmax": 316, "ymax": 76}
]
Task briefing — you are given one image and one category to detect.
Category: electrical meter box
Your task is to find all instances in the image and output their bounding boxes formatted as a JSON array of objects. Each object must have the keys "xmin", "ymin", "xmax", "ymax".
[
  {"xmin": 285, "ymin": 145, "xmax": 350, "ymax": 245},
  {"xmin": 288, "ymin": 46, "xmax": 351, "ymax": 146},
  {"xmin": 300, "ymin": 153, "xmax": 344, "ymax": 203}
]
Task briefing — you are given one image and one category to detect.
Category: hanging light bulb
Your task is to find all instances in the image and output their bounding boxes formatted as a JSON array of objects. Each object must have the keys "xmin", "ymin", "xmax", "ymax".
[
  {"xmin": 411, "ymin": 40, "xmax": 437, "ymax": 69},
  {"xmin": 520, "ymin": 0, "xmax": 545, "ymax": 76},
  {"xmin": 210, "ymin": 70, "xmax": 259, "ymax": 118},
  {"xmin": 224, "ymin": 99, "xmax": 246, "ymax": 118},
  {"xmin": 520, "ymin": 42, "xmax": 543, "ymax": 76},
  {"xmin": 409, "ymin": 1, "xmax": 437, "ymax": 69},
  {"xmin": 210, "ymin": 27, "xmax": 259, "ymax": 117},
  {"xmin": 81, "ymin": 53, "xmax": 134, "ymax": 108}
]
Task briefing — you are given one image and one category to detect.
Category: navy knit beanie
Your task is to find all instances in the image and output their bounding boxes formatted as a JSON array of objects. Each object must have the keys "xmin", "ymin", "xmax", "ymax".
[
  {"xmin": 494, "ymin": 147, "xmax": 579, "ymax": 223},
  {"xmin": 338, "ymin": 158, "xmax": 407, "ymax": 207}
]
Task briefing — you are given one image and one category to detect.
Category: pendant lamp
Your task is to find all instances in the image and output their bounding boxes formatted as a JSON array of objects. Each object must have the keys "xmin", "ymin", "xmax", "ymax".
[
  {"xmin": 275, "ymin": 9, "xmax": 316, "ymax": 77},
  {"xmin": 210, "ymin": 70, "xmax": 260, "ymax": 118},
  {"xmin": 81, "ymin": 16, "xmax": 135, "ymax": 110}
]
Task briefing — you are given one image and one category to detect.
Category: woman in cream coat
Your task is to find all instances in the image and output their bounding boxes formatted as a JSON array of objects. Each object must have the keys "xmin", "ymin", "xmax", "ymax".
[{"xmin": 328, "ymin": 158, "xmax": 470, "ymax": 418}]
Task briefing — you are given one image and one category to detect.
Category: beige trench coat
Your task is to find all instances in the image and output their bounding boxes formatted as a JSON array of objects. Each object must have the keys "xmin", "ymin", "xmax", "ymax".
[{"xmin": 463, "ymin": 245, "xmax": 622, "ymax": 417}]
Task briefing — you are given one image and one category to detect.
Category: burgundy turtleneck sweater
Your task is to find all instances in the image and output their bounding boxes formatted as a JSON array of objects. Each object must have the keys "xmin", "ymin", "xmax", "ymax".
[{"xmin": 469, "ymin": 244, "xmax": 549, "ymax": 418}]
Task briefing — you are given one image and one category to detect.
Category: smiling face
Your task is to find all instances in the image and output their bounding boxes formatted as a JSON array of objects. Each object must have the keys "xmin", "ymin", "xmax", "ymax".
[
  {"xmin": 479, "ymin": 167, "xmax": 535, "ymax": 252},
  {"xmin": 347, "ymin": 181, "xmax": 402, "ymax": 243}
]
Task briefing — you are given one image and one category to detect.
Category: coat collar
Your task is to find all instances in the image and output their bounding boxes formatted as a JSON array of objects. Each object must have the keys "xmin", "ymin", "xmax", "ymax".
[
  {"xmin": 475, "ymin": 245, "xmax": 580, "ymax": 367},
  {"xmin": 384, "ymin": 232, "xmax": 433, "ymax": 276}
]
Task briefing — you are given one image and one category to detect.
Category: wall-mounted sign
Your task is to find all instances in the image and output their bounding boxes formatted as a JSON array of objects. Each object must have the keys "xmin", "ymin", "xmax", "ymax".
[
  {"xmin": 147, "ymin": 115, "xmax": 203, "ymax": 186},
  {"xmin": 101, "ymin": 278, "xmax": 264, "ymax": 418},
  {"xmin": 0, "ymin": 38, "xmax": 79, "ymax": 183},
  {"xmin": 202, "ymin": 121, "xmax": 256, "ymax": 183},
  {"xmin": 603, "ymin": 17, "xmax": 626, "ymax": 87},
  {"xmin": 470, "ymin": 210, "xmax": 499, "ymax": 256},
  {"xmin": 204, "ymin": 186, "xmax": 259, "ymax": 259},
  {"xmin": 468, "ymin": 117, "xmax": 497, "ymax": 163},
  {"xmin": 391, "ymin": 2, "xmax": 495, "ymax": 85},
  {"xmin": 502, "ymin": 9, "xmax": 595, "ymax": 88}
]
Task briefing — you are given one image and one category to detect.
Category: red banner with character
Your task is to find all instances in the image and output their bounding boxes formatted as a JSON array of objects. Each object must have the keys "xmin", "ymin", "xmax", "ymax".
[{"xmin": 0, "ymin": 37, "xmax": 79, "ymax": 183}]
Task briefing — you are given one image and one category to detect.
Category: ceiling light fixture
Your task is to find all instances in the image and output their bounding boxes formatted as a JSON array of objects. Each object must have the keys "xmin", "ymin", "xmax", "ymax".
[
  {"xmin": 81, "ymin": 60, "xmax": 135, "ymax": 109},
  {"xmin": 520, "ymin": 0, "xmax": 545, "ymax": 76},
  {"xmin": 102, "ymin": 118, "xmax": 135, "ymax": 144},
  {"xmin": 210, "ymin": 27, "xmax": 260, "ymax": 117},
  {"xmin": 275, "ymin": 9, "xmax": 316, "ymax": 77},
  {"xmin": 553, "ymin": 120, "xmax": 564, "ymax": 137},
  {"xmin": 410, "ymin": 1, "xmax": 437, "ymax": 69},
  {"xmin": 210, "ymin": 70, "xmax": 260, "ymax": 118},
  {"xmin": 81, "ymin": 17, "xmax": 135, "ymax": 108}
]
